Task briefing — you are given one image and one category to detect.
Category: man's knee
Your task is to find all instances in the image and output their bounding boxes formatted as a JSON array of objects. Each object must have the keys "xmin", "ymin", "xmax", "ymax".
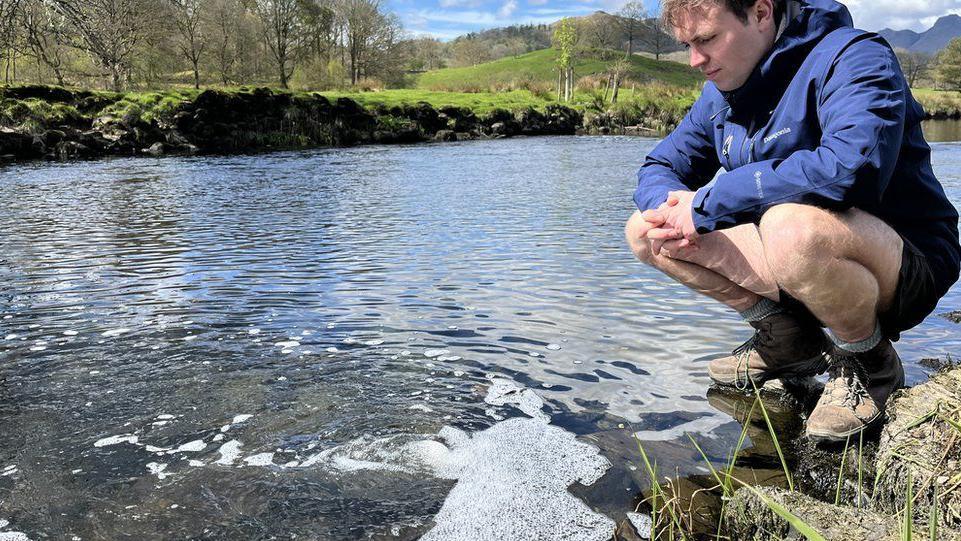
[
  {"xmin": 624, "ymin": 210, "xmax": 654, "ymax": 264},
  {"xmin": 759, "ymin": 204, "xmax": 837, "ymax": 285}
]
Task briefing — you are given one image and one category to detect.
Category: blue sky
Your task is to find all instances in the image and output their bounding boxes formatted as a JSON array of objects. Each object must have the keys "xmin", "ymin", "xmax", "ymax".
[{"xmin": 385, "ymin": 0, "xmax": 961, "ymax": 41}]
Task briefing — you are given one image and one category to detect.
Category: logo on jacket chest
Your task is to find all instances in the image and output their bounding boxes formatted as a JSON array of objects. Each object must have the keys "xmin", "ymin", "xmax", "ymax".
[{"xmin": 763, "ymin": 127, "xmax": 792, "ymax": 144}]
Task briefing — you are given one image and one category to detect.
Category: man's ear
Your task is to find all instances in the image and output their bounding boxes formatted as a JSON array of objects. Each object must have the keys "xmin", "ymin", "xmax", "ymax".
[{"xmin": 754, "ymin": 0, "xmax": 776, "ymax": 29}]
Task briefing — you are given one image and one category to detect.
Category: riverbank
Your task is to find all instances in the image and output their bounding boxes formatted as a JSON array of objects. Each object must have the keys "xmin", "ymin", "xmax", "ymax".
[
  {"xmin": 614, "ymin": 359, "xmax": 961, "ymax": 540},
  {"xmin": 0, "ymin": 84, "xmax": 699, "ymax": 163}
]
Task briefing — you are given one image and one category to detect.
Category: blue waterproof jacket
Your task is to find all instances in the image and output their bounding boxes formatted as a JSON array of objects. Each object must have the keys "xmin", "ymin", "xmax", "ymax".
[{"xmin": 634, "ymin": 0, "xmax": 961, "ymax": 290}]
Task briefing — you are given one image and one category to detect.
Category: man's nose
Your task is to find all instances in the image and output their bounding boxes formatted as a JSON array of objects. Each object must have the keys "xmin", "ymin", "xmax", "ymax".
[{"xmin": 689, "ymin": 47, "xmax": 708, "ymax": 69}]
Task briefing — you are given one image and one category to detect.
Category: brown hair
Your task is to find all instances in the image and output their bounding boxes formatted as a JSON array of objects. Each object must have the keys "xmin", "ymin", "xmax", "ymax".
[{"xmin": 660, "ymin": 0, "xmax": 784, "ymax": 29}]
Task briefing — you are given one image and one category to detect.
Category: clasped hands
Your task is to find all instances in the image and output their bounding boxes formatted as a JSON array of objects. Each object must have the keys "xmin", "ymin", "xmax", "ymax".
[{"xmin": 641, "ymin": 190, "xmax": 699, "ymax": 255}]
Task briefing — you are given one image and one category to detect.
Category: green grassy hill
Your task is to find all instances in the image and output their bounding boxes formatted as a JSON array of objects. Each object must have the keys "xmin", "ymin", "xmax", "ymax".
[{"xmin": 416, "ymin": 48, "xmax": 702, "ymax": 92}]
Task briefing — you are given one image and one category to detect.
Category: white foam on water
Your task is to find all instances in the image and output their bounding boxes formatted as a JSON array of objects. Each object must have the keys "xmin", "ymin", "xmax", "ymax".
[
  {"xmin": 484, "ymin": 379, "xmax": 548, "ymax": 422},
  {"xmin": 243, "ymin": 453, "xmax": 275, "ymax": 467},
  {"xmin": 145, "ymin": 445, "xmax": 169, "ymax": 454},
  {"xmin": 94, "ymin": 434, "xmax": 138, "ymax": 447},
  {"xmin": 232, "ymin": 414, "xmax": 252, "ymax": 424},
  {"xmin": 424, "ymin": 349, "xmax": 449, "ymax": 358},
  {"xmin": 214, "ymin": 440, "xmax": 243, "ymax": 465},
  {"xmin": 173, "ymin": 440, "xmax": 206, "ymax": 453},
  {"xmin": 364, "ymin": 339, "xmax": 384, "ymax": 346},
  {"xmin": 276, "ymin": 341, "xmax": 300, "ymax": 348},
  {"xmin": 3, "ymin": 335, "xmax": 16, "ymax": 340},
  {"xmin": 0, "ymin": 532, "xmax": 30, "ymax": 541},
  {"xmin": 626, "ymin": 513, "xmax": 653, "ymax": 538},
  {"xmin": 410, "ymin": 379, "xmax": 614, "ymax": 540},
  {"xmin": 63, "ymin": 330, "xmax": 78, "ymax": 336},
  {"xmin": 546, "ymin": 344, "xmax": 562, "ymax": 351},
  {"xmin": 101, "ymin": 328, "xmax": 130, "ymax": 337},
  {"xmin": 146, "ymin": 462, "xmax": 169, "ymax": 479},
  {"xmin": 0, "ymin": 520, "xmax": 7, "ymax": 528},
  {"xmin": 188, "ymin": 460, "xmax": 204, "ymax": 467},
  {"xmin": 156, "ymin": 414, "xmax": 175, "ymax": 420},
  {"xmin": 286, "ymin": 379, "xmax": 613, "ymax": 540},
  {"xmin": 325, "ymin": 347, "xmax": 339, "ymax": 353}
]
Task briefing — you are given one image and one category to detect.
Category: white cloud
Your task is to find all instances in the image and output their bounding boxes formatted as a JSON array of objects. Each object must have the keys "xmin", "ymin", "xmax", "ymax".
[
  {"xmin": 499, "ymin": 0, "xmax": 518, "ymax": 17},
  {"xmin": 438, "ymin": 0, "xmax": 484, "ymax": 8},
  {"xmin": 842, "ymin": 0, "xmax": 961, "ymax": 30}
]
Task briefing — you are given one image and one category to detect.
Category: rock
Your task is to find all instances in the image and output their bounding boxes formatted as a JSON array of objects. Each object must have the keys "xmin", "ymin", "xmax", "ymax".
[
  {"xmin": 437, "ymin": 106, "xmax": 477, "ymax": 132},
  {"xmin": 433, "ymin": 130, "xmax": 457, "ymax": 142},
  {"xmin": 54, "ymin": 141, "xmax": 92, "ymax": 160},
  {"xmin": 939, "ymin": 311, "xmax": 961, "ymax": 323},
  {"xmin": 0, "ymin": 129, "xmax": 45, "ymax": 159},
  {"xmin": 0, "ymin": 84, "xmax": 81, "ymax": 103},
  {"xmin": 78, "ymin": 130, "xmax": 111, "ymax": 152},
  {"xmin": 43, "ymin": 129, "xmax": 66, "ymax": 146},
  {"xmin": 724, "ymin": 485, "xmax": 960, "ymax": 540},
  {"xmin": 143, "ymin": 142, "xmax": 166, "ymax": 156},
  {"xmin": 874, "ymin": 367, "xmax": 961, "ymax": 528}
]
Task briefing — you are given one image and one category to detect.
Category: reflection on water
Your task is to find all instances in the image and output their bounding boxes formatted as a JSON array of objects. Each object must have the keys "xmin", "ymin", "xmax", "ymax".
[
  {"xmin": 922, "ymin": 118, "xmax": 961, "ymax": 143},
  {"xmin": 1, "ymin": 136, "xmax": 960, "ymax": 539}
]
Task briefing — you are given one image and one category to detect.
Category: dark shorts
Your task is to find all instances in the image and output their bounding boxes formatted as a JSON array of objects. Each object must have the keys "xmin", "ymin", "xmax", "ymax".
[{"xmin": 781, "ymin": 236, "xmax": 943, "ymax": 341}]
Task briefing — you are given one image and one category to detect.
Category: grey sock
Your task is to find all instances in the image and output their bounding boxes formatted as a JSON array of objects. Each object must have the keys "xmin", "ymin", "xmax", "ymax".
[
  {"xmin": 738, "ymin": 298, "xmax": 784, "ymax": 322},
  {"xmin": 830, "ymin": 322, "xmax": 883, "ymax": 353}
]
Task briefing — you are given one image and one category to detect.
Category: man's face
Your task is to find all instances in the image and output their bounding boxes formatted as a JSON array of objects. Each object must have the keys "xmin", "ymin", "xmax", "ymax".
[{"xmin": 672, "ymin": 1, "xmax": 775, "ymax": 91}]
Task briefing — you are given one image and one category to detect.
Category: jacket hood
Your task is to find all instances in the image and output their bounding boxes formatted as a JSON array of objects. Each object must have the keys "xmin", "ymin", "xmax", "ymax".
[{"xmin": 722, "ymin": 0, "xmax": 854, "ymax": 111}]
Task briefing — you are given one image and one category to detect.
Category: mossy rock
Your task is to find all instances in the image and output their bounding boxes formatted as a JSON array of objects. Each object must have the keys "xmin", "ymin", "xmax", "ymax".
[
  {"xmin": 874, "ymin": 367, "xmax": 961, "ymax": 528},
  {"xmin": 724, "ymin": 485, "xmax": 960, "ymax": 540}
]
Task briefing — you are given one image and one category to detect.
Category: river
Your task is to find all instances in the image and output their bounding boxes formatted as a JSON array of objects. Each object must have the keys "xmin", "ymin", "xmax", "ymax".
[{"xmin": 1, "ymin": 133, "xmax": 960, "ymax": 539}]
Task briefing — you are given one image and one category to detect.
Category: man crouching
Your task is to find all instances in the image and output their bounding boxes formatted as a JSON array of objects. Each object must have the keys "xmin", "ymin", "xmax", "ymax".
[{"xmin": 626, "ymin": 0, "xmax": 960, "ymax": 442}]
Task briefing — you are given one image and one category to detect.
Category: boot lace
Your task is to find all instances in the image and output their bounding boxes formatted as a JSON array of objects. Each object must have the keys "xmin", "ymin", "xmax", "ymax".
[
  {"xmin": 731, "ymin": 322, "xmax": 776, "ymax": 391},
  {"xmin": 826, "ymin": 352, "xmax": 872, "ymax": 408}
]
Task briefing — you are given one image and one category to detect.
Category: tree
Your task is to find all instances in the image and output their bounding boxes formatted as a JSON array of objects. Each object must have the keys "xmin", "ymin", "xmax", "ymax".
[
  {"xmin": 168, "ymin": 0, "xmax": 208, "ymax": 89},
  {"xmin": 450, "ymin": 37, "xmax": 489, "ymax": 67},
  {"xmin": 334, "ymin": 0, "xmax": 402, "ymax": 85},
  {"xmin": 552, "ymin": 17, "xmax": 578, "ymax": 102},
  {"xmin": 618, "ymin": 1, "xmax": 646, "ymax": 56},
  {"xmin": 580, "ymin": 14, "xmax": 619, "ymax": 50},
  {"xmin": 49, "ymin": 0, "xmax": 157, "ymax": 90},
  {"xmin": 895, "ymin": 48, "xmax": 932, "ymax": 88},
  {"xmin": 17, "ymin": 0, "xmax": 69, "ymax": 85},
  {"xmin": 936, "ymin": 38, "xmax": 961, "ymax": 92},
  {"xmin": 255, "ymin": 0, "xmax": 312, "ymax": 88},
  {"xmin": 643, "ymin": 16, "xmax": 673, "ymax": 61}
]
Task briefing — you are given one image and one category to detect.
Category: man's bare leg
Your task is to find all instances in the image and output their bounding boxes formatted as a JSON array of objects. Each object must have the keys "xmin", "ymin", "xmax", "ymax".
[
  {"xmin": 757, "ymin": 204, "xmax": 902, "ymax": 343},
  {"xmin": 624, "ymin": 210, "xmax": 777, "ymax": 312}
]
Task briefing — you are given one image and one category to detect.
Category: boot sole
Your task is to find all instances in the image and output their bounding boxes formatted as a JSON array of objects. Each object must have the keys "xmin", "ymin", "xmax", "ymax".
[
  {"xmin": 708, "ymin": 355, "xmax": 828, "ymax": 389},
  {"xmin": 806, "ymin": 414, "xmax": 883, "ymax": 444}
]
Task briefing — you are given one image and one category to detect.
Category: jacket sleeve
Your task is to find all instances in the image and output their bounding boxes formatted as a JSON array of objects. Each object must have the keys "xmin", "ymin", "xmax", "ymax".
[
  {"xmin": 633, "ymin": 89, "xmax": 721, "ymax": 212},
  {"xmin": 690, "ymin": 37, "xmax": 905, "ymax": 233}
]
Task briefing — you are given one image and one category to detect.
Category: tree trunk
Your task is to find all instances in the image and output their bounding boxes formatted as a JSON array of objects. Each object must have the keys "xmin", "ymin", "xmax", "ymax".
[
  {"xmin": 557, "ymin": 69, "xmax": 562, "ymax": 101},
  {"xmin": 111, "ymin": 66, "xmax": 123, "ymax": 92},
  {"xmin": 193, "ymin": 61, "xmax": 200, "ymax": 89},
  {"xmin": 603, "ymin": 73, "xmax": 611, "ymax": 102},
  {"xmin": 611, "ymin": 73, "xmax": 620, "ymax": 104}
]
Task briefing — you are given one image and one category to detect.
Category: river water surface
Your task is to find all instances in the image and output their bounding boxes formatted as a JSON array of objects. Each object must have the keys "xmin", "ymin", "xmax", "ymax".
[{"xmin": 2, "ymin": 134, "xmax": 961, "ymax": 540}]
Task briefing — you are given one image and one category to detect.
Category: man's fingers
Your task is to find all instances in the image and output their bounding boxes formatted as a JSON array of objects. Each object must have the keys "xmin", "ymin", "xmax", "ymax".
[
  {"xmin": 646, "ymin": 227, "xmax": 682, "ymax": 240},
  {"xmin": 651, "ymin": 237, "xmax": 665, "ymax": 255},
  {"xmin": 641, "ymin": 209, "xmax": 665, "ymax": 224}
]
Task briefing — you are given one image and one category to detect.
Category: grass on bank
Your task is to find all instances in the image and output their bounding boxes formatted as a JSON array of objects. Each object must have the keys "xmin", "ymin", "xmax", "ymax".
[
  {"xmin": 914, "ymin": 88, "xmax": 961, "ymax": 117},
  {"xmin": 635, "ymin": 385, "xmax": 946, "ymax": 541},
  {"xmin": 416, "ymin": 48, "xmax": 703, "ymax": 92},
  {"xmin": 0, "ymin": 83, "xmax": 700, "ymax": 135}
]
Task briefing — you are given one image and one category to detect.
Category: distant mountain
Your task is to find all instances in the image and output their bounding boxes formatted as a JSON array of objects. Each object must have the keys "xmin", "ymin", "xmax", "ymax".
[{"xmin": 879, "ymin": 14, "xmax": 961, "ymax": 54}]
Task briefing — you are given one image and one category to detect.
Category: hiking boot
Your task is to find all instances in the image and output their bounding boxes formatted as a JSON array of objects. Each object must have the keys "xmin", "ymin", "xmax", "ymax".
[
  {"xmin": 806, "ymin": 338, "xmax": 905, "ymax": 442},
  {"xmin": 708, "ymin": 311, "xmax": 829, "ymax": 390}
]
